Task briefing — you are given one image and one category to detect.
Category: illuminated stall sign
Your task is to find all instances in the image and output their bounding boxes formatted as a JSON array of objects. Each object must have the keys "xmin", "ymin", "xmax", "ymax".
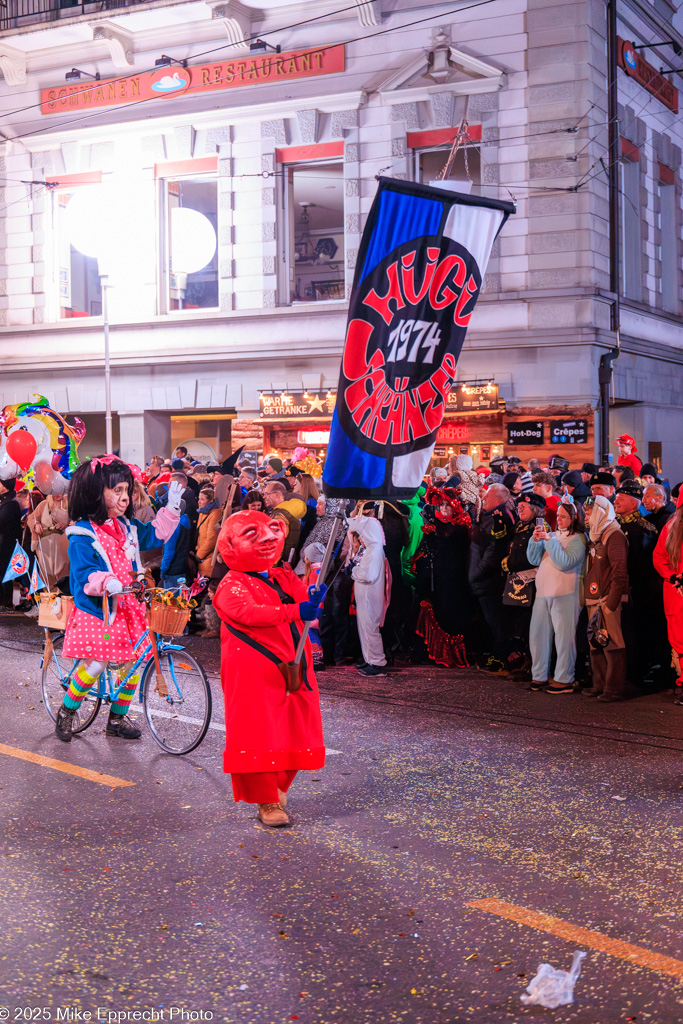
[
  {"xmin": 41, "ymin": 45, "xmax": 345, "ymax": 114},
  {"xmin": 260, "ymin": 390, "xmax": 336, "ymax": 418},
  {"xmin": 446, "ymin": 382, "xmax": 499, "ymax": 412}
]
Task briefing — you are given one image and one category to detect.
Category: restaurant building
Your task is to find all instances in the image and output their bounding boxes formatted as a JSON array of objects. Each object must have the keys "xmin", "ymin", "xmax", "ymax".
[{"xmin": 0, "ymin": 0, "xmax": 681, "ymax": 477}]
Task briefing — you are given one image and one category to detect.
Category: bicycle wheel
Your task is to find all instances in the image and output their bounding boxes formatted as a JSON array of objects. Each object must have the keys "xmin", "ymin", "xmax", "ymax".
[
  {"xmin": 41, "ymin": 633, "xmax": 101, "ymax": 734},
  {"xmin": 141, "ymin": 648, "xmax": 212, "ymax": 755}
]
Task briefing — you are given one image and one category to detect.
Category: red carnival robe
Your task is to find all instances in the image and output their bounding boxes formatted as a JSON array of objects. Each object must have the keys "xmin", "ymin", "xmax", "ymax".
[
  {"xmin": 213, "ymin": 567, "xmax": 325, "ymax": 775},
  {"xmin": 653, "ymin": 521, "xmax": 683, "ymax": 656}
]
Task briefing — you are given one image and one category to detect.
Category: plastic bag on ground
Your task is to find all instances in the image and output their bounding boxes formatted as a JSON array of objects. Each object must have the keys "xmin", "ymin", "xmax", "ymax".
[{"xmin": 520, "ymin": 950, "xmax": 586, "ymax": 1008}]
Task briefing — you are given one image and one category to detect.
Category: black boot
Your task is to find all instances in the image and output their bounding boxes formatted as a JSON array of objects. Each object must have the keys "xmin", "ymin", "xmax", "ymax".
[
  {"xmin": 55, "ymin": 704, "xmax": 76, "ymax": 743},
  {"xmin": 105, "ymin": 711, "xmax": 141, "ymax": 740}
]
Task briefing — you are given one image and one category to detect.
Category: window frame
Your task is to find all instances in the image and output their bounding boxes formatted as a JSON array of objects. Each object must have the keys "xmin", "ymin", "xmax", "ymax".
[
  {"xmin": 49, "ymin": 178, "xmax": 104, "ymax": 323},
  {"xmin": 412, "ymin": 141, "xmax": 482, "ymax": 192},
  {"xmin": 277, "ymin": 156, "xmax": 346, "ymax": 306},
  {"xmin": 157, "ymin": 170, "xmax": 220, "ymax": 316}
]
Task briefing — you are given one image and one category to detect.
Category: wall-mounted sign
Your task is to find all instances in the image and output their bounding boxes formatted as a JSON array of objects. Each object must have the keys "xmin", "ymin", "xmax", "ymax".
[
  {"xmin": 436, "ymin": 422, "xmax": 470, "ymax": 443},
  {"xmin": 446, "ymin": 382, "xmax": 499, "ymax": 413},
  {"xmin": 507, "ymin": 421, "xmax": 544, "ymax": 446},
  {"xmin": 432, "ymin": 447, "xmax": 447, "ymax": 457},
  {"xmin": 618, "ymin": 37, "xmax": 678, "ymax": 113},
  {"xmin": 260, "ymin": 390, "xmax": 336, "ymax": 418},
  {"xmin": 298, "ymin": 430, "xmax": 331, "ymax": 445},
  {"xmin": 549, "ymin": 419, "xmax": 589, "ymax": 445},
  {"xmin": 41, "ymin": 45, "xmax": 345, "ymax": 115}
]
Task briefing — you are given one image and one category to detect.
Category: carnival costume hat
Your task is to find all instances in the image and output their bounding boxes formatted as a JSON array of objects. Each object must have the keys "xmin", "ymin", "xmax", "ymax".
[
  {"xmin": 548, "ymin": 454, "xmax": 570, "ymax": 472},
  {"xmin": 615, "ymin": 433, "xmax": 637, "ymax": 451},
  {"xmin": 424, "ymin": 485, "xmax": 472, "ymax": 527},
  {"xmin": 616, "ymin": 479, "xmax": 644, "ymax": 501},
  {"xmin": 218, "ymin": 509, "xmax": 286, "ymax": 572},
  {"xmin": 590, "ymin": 472, "xmax": 616, "ymax": 487},
  {"xmin": 516, "ymin": 492, "xmax": 546, "ymax": 510}
]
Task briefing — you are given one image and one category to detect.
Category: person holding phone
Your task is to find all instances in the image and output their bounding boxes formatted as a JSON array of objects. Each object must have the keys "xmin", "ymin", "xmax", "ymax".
[{"xmin": 526, "ymin": 498, "xmax": 587, "ymax": 693}]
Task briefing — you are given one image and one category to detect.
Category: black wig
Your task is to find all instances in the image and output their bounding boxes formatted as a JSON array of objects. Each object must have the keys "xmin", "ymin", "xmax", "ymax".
[{"xmin": 68, "ymin": 458, "xmax": 135, "ymax": 525}]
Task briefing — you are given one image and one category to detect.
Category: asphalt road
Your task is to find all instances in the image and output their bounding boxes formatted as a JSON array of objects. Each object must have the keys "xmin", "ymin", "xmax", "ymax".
[{"xmin": 0, "ymin": 613, "xmax": 681, "ymax": 1024}]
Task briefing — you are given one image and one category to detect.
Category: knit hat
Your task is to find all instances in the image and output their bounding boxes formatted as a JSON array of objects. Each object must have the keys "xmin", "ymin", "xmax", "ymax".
[
  {"xmin": 171, "ymin": 458, "xmax": 186, "ymax": 471},
  {"xmin": 517, "ymin": 492, "xmax": 546, "ymax": 510},
  {"xmin": 640, "ymin": 462, "xmax": 660, "ymax": 481},
  {"xmin": 616, "ymin": 480, "xmax": 643, "ymax": 501},
  {"xmin": 562, "ymin": 470, "xmax": 583, "ymax": 489},
  {"xmin": 267, "ymin": 457, "xmax": 283, "ymax": 473},
  {"xmin": 580, "ymin": 463, "xmax": 598, "ymax": 476},
  {"xmin": 454, "ymin": 454, "xmax": 473, "ymax": 472},
  {"xmin": 1, "ymin": 476, "xmax": 16, "ymax": 492},
  {"xmin": 502, "ymin": 472, "xmax": 521, "ymax": 492}
]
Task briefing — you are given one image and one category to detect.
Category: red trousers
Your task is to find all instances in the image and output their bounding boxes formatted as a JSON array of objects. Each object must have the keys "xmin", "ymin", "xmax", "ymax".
[{"xmin": 231, "ymin": 770, "xmax": 297, "ymax": 804}]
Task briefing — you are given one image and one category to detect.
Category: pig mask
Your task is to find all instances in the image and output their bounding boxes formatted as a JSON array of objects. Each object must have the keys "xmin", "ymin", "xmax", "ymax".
[{"xmin": 218, "ymin": 510, "xmax": 286, "ymax": 572}]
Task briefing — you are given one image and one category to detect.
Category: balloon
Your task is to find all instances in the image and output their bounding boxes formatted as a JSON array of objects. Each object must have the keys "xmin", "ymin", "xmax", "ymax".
[
  {"xmin": 6, "ymin": 430, "xmax": 37, "ymax": 472},
  {"xmin": 0, "ymin": 450, "xmax": 18, "ymax": 480},
  {"xmin": 51, "ymin": 473, "xmax": 70, "ymax": 495},
  {"xmin": 33, "ymin": 461, "xmax": 56, "ymax": 494}
]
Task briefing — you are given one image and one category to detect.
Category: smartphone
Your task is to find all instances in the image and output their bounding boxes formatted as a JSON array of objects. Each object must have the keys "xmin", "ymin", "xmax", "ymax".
[{"xmin": 535, "ymin": 516, "xmax": 545, "ymax": 529}]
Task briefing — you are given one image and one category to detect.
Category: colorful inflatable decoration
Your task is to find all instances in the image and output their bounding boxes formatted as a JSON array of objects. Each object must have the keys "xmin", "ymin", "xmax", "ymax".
[{"xmin": 0, "ymin": 394, "xmax": 86, "ymax": 492}]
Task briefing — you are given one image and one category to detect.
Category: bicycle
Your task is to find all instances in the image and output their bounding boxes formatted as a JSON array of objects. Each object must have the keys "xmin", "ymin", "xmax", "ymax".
[{"xmin": 41, "ymin": 586, "xmax": 212, "ymax": 755}]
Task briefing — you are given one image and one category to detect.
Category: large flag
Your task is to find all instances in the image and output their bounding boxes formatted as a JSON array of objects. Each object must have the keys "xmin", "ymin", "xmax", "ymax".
[
  {"xmin": 323, "ymin": 178, "xmax": 514, "ymax": 500},
  {"xmin": 2, "ymin": 542, "xmax": 30, "ymax": 583}
]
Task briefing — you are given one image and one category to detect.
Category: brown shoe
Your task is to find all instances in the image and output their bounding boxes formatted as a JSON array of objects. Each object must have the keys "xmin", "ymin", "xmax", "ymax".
[
  {"xmin": 257, "ymin": 803, "xmax": 290, "ymax": 827},
  {"xmin": 277, "ymin": 789, "xmax": 288, "ymax": 808}
]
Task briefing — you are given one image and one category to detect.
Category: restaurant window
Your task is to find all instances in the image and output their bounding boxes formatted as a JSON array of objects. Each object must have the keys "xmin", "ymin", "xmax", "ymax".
[
  {"xmin": 162, "ymin": 176, "xmax": 218, "ymax": 311},
  {"xmin": 281, "ymin": 161, "xmax": 345, "ymax": 303},
  {"xmin": 415, "ymin": 144, "xmax": 481, "ymax": 192},
  {"xmin": 54, "ymin": 189, "xmax": 102, "ymax": 319}
]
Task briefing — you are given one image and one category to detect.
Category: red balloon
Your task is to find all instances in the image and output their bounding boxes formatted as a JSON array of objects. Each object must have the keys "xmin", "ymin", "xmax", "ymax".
[{"xmin": 6, "ymin": 430, "xmax": 37, "ymax": 472}]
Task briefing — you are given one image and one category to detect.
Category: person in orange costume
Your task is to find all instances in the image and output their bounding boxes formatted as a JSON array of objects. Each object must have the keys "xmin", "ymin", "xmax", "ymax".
[
  {"xmin": 652, "ymin": 491, "xmax": 683, "ymax": 705},
  {"xmin": 213, "ymin": 510, "xmax": 327, "ymax": 827}
]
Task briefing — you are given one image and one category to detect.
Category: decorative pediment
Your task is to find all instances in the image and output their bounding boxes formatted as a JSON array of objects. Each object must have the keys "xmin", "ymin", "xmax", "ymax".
[{"xmin": 378, "ymin": 31, "xmax": 504, "ymax": 104}]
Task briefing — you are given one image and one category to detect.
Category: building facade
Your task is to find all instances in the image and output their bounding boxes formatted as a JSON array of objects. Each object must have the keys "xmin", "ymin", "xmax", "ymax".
[{"xmin": 0, "ymin": 0, "xmax": 681, "ymax": 477}]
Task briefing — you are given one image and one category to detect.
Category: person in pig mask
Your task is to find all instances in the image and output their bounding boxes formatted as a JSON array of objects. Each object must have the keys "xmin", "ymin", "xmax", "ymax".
[{"xmin": 213, "ymin": 510, "xmax": 327, "ymax": 827}]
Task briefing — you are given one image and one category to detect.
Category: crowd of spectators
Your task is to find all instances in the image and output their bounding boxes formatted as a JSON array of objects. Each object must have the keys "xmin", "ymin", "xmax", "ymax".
[{"xmin": 0, "ymin": 434, "xmax": 681, "ymax": 706}]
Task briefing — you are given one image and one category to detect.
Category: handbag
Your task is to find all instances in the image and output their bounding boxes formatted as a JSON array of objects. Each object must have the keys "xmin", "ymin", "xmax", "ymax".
[
  {"xmin": 588, "ymin": 604, "xmax": 610, "ymax": 650},
  {"xmin": 502, "ymin": 568, "xmax": 537, "ymax": 607}
]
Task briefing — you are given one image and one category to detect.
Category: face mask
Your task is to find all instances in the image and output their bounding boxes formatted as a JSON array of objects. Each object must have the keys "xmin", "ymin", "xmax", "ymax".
[{"xmin": 218, "ymin": 510, "xmax": 286, "ymax": 572}]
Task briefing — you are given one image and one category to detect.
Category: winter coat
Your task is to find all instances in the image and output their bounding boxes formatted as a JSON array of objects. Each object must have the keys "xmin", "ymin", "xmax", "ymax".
[
  {"xmin": 645, "ymin": 502, "xmax": 676, "ymax": 536},
  {"xmin": 469, "ymin": 503, "xmax": 514, "ymax": 597},
  {"xmin": 652, "ymin": 519, "xmax": 683, "ymax": 653},
  {"xmin": 196, "ymin": 503, "xmax": 222, "ymax": 575},
  {"xmin": 503, "ymin": 520, "xmax": 535, "ymax": 574},
  {"xmin": 161, "ymin": 512, "xmax": 192, "ymax": 577},
  {"xmin": 617, "ymin": 512, "xmax": 659, "ymax": 603},
  {"xmin": 584, "ymin": 524, "xmax": 629, "ymax": 612}
]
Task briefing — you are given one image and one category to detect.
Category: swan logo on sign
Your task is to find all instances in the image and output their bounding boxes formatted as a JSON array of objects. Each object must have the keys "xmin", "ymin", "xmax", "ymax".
[
  {"xmin": 150, "ymin": 68, "xmax": 191, "ymax": 95},
  {"xmin": 622, "ymin": 41, "xmax": 638, "ymax": 72}
]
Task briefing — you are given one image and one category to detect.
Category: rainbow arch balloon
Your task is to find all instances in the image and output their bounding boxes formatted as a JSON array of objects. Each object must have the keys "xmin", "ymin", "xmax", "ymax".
[{"xmin": 0, "ymin": 394, "xmax": 86, "ymax": 481}]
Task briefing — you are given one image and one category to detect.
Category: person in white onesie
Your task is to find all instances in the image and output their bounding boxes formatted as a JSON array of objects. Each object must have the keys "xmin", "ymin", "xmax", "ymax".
[{"xmin": 348, "ymin": 516, "xmax": 388, "ymax": 678}]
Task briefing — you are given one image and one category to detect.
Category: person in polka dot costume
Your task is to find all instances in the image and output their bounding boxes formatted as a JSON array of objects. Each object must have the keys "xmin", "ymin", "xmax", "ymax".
[{"xmin": 54, "ymin": 457, "xmax": 181, "ymax": 744}]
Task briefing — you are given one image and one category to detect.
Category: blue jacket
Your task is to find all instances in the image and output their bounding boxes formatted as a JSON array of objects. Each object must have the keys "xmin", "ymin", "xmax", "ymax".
[
  {"xmin": 160, "ymin": 512, "xmax": 191, "ymax": 576},
  {"xmin": 67, "ymin": 516, "xmax": 164, "ymax": 622}
]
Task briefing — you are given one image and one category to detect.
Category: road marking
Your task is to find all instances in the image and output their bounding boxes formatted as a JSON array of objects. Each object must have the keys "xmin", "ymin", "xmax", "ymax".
[
  {"xmin": 131, "ymin": 708, "xmax": 344, "ymax": 752},
  {"xmin": 0, "ymin": 742, "xmax": 136, "ymax": 788},
  {"xmin": 467, "ymin": 898, "xmax": 683, "ymax": 979}
]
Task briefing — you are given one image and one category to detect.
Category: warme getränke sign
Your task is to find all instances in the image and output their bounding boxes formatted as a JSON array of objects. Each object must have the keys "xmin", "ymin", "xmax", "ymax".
[{"xmin": 323, "ymin": 178, "xmax": 514, "ymax": 500}]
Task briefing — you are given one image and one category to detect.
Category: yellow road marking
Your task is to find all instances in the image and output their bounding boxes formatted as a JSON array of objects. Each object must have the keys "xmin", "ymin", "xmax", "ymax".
[
  {"xmin": 467, "ymin": 898, "xmax": 683, "ymax": 979},
  {"xmin": 0, "ymin": 742, "xmax": 136, "ymax": 788}
]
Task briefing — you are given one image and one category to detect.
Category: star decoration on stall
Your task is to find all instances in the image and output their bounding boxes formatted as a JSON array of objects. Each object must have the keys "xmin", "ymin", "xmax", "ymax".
[{"xmin": 306, "ymin": 395, "xmax": 325, "ymax": 413}]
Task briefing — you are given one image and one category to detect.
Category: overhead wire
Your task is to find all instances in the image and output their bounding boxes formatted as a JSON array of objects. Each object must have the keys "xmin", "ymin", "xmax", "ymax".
[{"xmin": 0, "ymin": 0, "xmax": 504, "ymax": 143}]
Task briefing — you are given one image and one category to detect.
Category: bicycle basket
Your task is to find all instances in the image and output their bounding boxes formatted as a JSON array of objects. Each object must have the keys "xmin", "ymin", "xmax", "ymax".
[
  {"xmin": 38, "ymin": 593, "xmax": 74, "ymax": 630},
  {"xmin": 148, "ymin": 597, "xmax": 190, "ymax": 636}
]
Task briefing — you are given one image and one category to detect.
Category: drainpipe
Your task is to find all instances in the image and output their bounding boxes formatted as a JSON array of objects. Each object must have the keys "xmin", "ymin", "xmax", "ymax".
[{"xmin": 601, "ymin": 0, "xmax": 621, "ymax": 465}]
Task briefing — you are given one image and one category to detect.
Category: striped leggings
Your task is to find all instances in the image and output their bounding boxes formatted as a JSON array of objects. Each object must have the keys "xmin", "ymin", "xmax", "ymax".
[{"xmin": 64, "ymin": 660, "xmax": 139, "ymax": 716}]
